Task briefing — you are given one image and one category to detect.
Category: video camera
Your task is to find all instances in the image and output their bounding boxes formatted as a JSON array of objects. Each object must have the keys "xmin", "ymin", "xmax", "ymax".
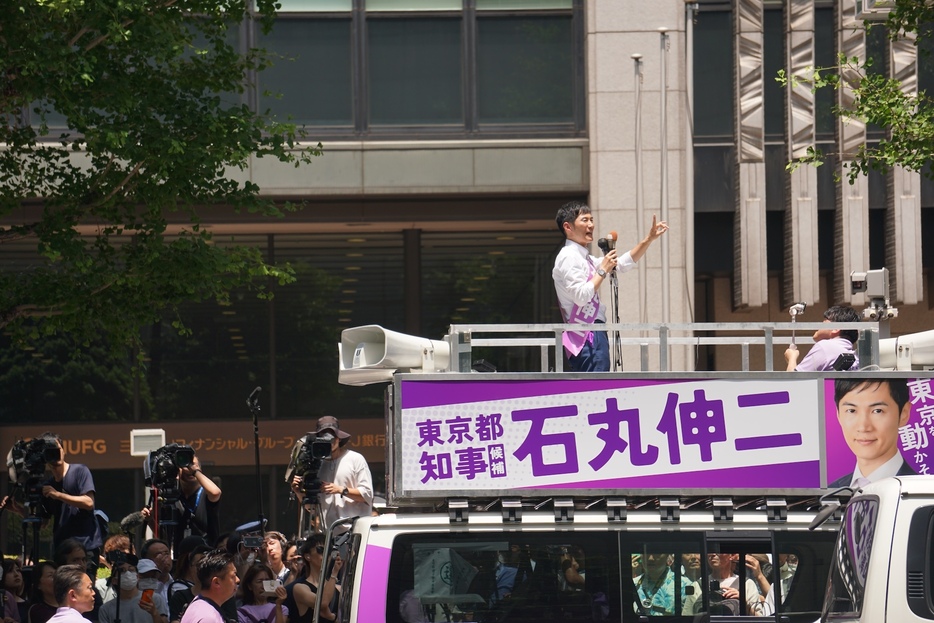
[
  {"xmin": 285, "ymin": 433, "xmax": 334, "ymax": 497},
  {"xmin": 7, "ymin": 437, "xmax": 60, "ymax": 485},
  {"xmin": 144, "ymin": 443, "xmax": 195, "ymax": 491},
  {"xmin": 105, "ymin": 550, "xmax": 139, "ymax": 568},
  {"xmin": 6, "ymin": 437, "xmax": 60, "ymax": 511}
]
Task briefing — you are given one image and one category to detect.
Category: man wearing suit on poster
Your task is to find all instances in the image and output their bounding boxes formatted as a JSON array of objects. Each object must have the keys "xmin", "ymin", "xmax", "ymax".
[{"xmin": 829, "ymin": 378, "xmax": 917, "ymax": 488}]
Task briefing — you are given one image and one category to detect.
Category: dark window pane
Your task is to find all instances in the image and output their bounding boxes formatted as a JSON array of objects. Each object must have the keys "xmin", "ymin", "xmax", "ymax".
[
  {"xmin": 694, "ymin": 10, "xmax": 733, "ymax": 139},
  {"xmin": 694, "ymin": 212, "xmax": 735, "ymax": 274},
  {"xmin": 259, "ymin": 18, "xmax": 353, "ymax": 126},
  {"xmin": 477, "ymin": 15, "xmax": 573, "ymax": 123},
  {"xmin": 421, "ymin": 230, "xmax": 559, "ymax": 371},
  {"xmin": 814, "ymin": 7, "xmax": 836, "ymax": 139},
  {"xmin": 694, "ymin": 145, "xmax": 736, "ymax": 212},
  {"xmin": 764, "ymin": 8, "xmax": 784, "ymax": 139},
  {"xmin": 765, "ymin": 144, "xmax": 788, "ymax": 212},
  {"xmin": 865, "ymin": 24, "xmax": 888, "ymax": 140},
  {"xmin": 368, "ymin": 18, "xmax": 463, "ymax": 125}
]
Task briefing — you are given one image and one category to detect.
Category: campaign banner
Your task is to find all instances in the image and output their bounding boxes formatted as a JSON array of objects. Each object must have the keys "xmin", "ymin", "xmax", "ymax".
[
  {"xmin": 396, "ymin": 377, "xmax": 823, "ymax": 495},
  {"xmin": 824, "ymin": 377, "xmax": 934, "ymax": 488}
]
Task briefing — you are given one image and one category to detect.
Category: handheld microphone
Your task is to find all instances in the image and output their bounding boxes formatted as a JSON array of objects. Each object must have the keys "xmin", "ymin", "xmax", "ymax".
[
  {"xmin": 597, "ymin": 238, "xmax": 609, "ymax": 254},
  {"xmin": 606, "ymin": 231, "xmax": 618, "ymax": 251},
  {"xmin": 120, "ymin": 511, "xmax": 146, "ymax": 532}
]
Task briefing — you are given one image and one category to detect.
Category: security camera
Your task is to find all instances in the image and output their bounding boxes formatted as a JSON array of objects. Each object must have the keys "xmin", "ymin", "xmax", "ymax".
[
  {"xmin": 789, "ymin": 302, "xmax": 807, "ymax": 317},
  {"xmin": 850, "ymin": 271, "xmax": 868, "ymax": 294},
  {"xmin": 851, "ymin": 268, "xmax": 889, "ymax": 299}
]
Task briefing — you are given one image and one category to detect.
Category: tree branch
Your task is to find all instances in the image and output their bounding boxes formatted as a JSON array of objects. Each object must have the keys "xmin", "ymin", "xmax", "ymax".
[
  {"xmin": 93, "ymin": 160, "xmax": 145, "ymax": 209},
  {"xmin": 81, "ymin": 0, "xmax": 180, "ymax": 53},
  {"xmin": 0, "ymin": 223, "xmax": 40, "ymax": 244},
  {"xmin": 0, "ymin": 304, "xmax": 63, "ymax": 329}
]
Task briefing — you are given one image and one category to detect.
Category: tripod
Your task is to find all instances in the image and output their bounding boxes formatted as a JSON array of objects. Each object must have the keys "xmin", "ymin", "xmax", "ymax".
[
  {"xmin": 297, "ymin": 480, "xmax": 327, "ymax": 536},
  {"xmin": 3, "ymin": 482, "xmax": 49, "ymax": 564},
  {"xmin": 148, "ymin": 485, "xmax": 185, "ymax": 553}
]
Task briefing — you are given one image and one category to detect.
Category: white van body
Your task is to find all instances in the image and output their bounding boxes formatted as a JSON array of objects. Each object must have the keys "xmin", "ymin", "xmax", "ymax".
[
  {"xmin": 822, "ymin": 475, "xmax": 934, "ymax": 623},
  {"xmin": 331, "ymin": 503, "xmax": 838, "ymax": 623},
  {"xmin": 322, "ymin": 325, "xmax": 934, "ymax": 623}
]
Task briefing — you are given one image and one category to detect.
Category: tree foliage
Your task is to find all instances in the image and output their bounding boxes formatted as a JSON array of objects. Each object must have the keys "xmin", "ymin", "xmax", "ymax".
[
  {"xmin": 0, "ymin": 0, "xmax": 319, "ymax": 349},
  {"xmin": 777, "ymin": 0, "xmax": 934, "ymax": 182}
]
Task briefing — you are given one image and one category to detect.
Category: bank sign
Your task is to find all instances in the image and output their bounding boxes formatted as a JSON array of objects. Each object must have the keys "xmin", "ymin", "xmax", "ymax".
[{"xmin": 393, "ymin": 375, "xmax": 933, "ymax": 498}]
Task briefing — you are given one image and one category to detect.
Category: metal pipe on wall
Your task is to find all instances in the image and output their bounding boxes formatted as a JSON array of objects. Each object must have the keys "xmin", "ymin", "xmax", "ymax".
[
  {"xmin": 633, "ymin": 53, "xmax": 645, "ymax": 324},
  {"xmin": 659, "ymin": 27, "xmax": 671, "ymax": 325}
]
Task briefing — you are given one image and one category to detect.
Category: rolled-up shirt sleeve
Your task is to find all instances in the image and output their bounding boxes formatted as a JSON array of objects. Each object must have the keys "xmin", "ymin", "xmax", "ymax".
[{"xmin": 553, "ymin": 250, "xmax": 596, "ymax": 307}]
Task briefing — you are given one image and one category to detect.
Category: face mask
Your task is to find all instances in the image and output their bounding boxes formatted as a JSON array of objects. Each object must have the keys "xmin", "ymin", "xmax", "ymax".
[
  {"xmin": 119, "ymin": 572, "xmax": 138, "ymax": 591},
  {"xmin": 138, "ymin": 578, "xmax": 158, "ymax": 591}
]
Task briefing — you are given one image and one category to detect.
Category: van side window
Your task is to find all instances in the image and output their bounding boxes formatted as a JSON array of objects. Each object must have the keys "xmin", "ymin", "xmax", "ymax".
[
  {"xmin": 823, "ymin": 496, "xmax": 880, "ymax": 618},
  {"xmin": 382, "ymin": 530, "xmax": 836, "ymax": 622},
  {"xmin": 385, "ymin": 533, "xmax": 620, "ymax": 623}
]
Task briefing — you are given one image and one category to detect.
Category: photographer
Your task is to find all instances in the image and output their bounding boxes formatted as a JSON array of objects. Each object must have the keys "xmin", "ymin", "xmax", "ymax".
[
  {"xmin": 289, "ymin": 417, "xmax": 373, "ymax": 533},
  {"xmin": 140, "ymin": 451, "xmax": 221, "ymax": 555},
  {"xmin": 4, "ymin": 434, "xmax": 103, "ymax": 556}
]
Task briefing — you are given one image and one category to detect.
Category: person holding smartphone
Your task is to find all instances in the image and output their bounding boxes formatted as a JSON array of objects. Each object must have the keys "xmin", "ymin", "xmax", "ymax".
[
  {"xmin": 236, "ymin": 564, "xmax": 287, "ymax": 623},
  {"xmin": 98, "ymin": 561, "xmax": 168, "ymax": 623}
]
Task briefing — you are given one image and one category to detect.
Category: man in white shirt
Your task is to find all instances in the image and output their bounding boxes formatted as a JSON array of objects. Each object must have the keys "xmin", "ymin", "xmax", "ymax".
[
  {"xmin": 552, "ymin": 201, "xmax": 668, "ymax": 372},
  {"xmin": 290, "ymin": 417, "xmax": 374, "ymax": 533}
]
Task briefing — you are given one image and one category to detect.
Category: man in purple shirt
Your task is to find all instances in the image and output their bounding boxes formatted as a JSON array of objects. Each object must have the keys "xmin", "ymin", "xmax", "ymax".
[
  {"xmin": 785, "ymin": 305, "xmax": 861, "ymax": 372},
  {"xmin": 180, "ymin": 551, "xmax": 238, "ymax": 623}
]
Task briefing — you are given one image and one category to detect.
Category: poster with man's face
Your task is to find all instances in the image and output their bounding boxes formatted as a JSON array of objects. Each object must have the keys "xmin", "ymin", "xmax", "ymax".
[{"xmin": 824, "ymin": 378, "xmax": 933, "ymax": 486}]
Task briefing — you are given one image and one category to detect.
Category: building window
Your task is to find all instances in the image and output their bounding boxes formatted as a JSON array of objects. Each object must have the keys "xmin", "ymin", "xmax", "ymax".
[
  {"xmin": 367, "ymin": 16, "xmax": 464, "ymax": 126},
  {"xmin": 258, "ymin": 17, "xmax": 354, "ymax": 126},
  {"xmin": 260, "ymin": 0, "xmax": 582, "ymax": 136}
]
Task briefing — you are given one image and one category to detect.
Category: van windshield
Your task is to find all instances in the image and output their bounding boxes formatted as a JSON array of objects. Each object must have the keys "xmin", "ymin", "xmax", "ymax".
[{"xmin": 822, "ymin": 496, "xmax": 880, "ymax": 619}]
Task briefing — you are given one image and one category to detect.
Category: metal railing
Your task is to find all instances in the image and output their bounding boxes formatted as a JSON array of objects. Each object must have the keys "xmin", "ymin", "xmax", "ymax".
[{"xmin": 444, "ymin": 321, "xmax": 878, "ymax": 373}]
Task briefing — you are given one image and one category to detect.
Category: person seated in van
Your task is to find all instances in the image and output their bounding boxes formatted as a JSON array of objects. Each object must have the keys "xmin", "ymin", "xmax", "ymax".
[
  {"xmin": 633, "ymin": 552, "xmax": 690, "ymax": 616},
  {"xmin": 557, "ymin": 547, "xmax": 585, "ymax": 593},
  {"xmin": 682, "ymin": 552, "xmax": 771, "ymax": 616},
  {"xmin": 491, "ymin": 544, "xmax": 529, "ymax": 604},
  {"xmin": 681, "ymin": 553, "xmax": 702, "ymax": 583}
]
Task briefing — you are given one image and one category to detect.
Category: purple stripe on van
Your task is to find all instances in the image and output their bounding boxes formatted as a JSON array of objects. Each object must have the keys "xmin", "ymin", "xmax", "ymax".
[
  {"xmin": 356, "ymin": 543, "xmax": 392, "ymax": 623},
  {"xmin": 400, "ymin": 378, "xmax": 685, "ymax": 409},
  {"xmin": 523, "ymin": 460, "xmax": 820, "ymax": 489}
]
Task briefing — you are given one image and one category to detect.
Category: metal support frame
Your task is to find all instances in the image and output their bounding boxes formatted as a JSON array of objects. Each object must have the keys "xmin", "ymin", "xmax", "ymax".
[
  {"xmin": 553, "ymin": 498, "xmax": 575, "ymax": 524},
  {"xmin": 766, "ymin": 498, "xmax": 788, "ymax": 523},
  {"xmin": 660, "ymin": 497, "xmax": 680, "ymax": 523},
  {"xmin": 606, "ymin": 498, "xmax": 628, "ymax": 523},
  {"xmin": 712, "ymin": 497, "xmax": 734, "ymax": 523},
  {"xmin": 448, "ymin": 498, "xmax": 469, "ymax": 524},
  {"xmin": 501, "ymin": 498, "xmax": 522, "ymax": 524}
]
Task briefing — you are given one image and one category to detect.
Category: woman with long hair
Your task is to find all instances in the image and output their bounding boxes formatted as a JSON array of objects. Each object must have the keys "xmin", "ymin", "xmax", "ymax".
[
  {"xmin": 237, "ymin": 563, "xmax": 287, "ymax": 623},
  {"xmin": 25, "ymin": 562, "xmax": 56, "ymax": 623},
  {"xmin": 2, "ymin": 558, "xmax": 27, "ymax": 622},
  {"xmin": 282, "ymin": 535, "xmax": 341, "ymax": 623}
]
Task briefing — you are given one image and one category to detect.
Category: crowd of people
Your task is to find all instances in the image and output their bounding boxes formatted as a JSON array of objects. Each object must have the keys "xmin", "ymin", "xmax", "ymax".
[
  {"xmin": 0, "ymin": 417, "xmax": 373, "ymax": 623},
  {"xmin": 631, "ymin": 550, "xmax": 799, "ymax": 617}
]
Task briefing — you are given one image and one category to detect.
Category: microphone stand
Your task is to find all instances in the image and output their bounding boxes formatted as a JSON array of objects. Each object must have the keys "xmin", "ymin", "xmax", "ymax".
[
  {"xmin": 610, "ymin": 270, "xmax": 622, "ymax": 371},
  {"xmin": 246, "ymin": 387, "xmax": 266, "ymax": 534}
]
